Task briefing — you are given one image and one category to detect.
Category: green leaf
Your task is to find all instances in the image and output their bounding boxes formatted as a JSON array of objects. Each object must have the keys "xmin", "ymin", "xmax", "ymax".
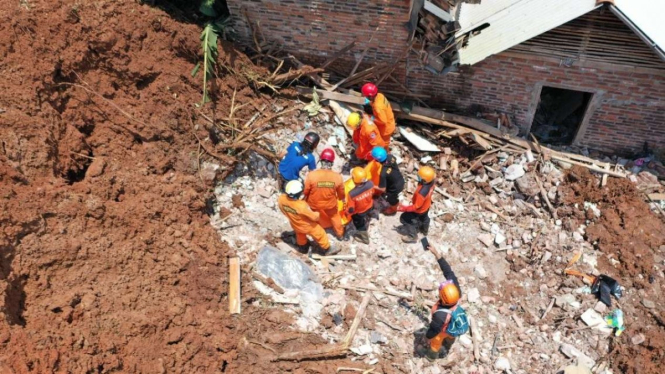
[
  {"xmin": 199, "ymin": 0, "xmax": 217, "ymax": 17},
  {"xmin": 191, "ymin": 62, "xmax": 201, "ymax": 77}
]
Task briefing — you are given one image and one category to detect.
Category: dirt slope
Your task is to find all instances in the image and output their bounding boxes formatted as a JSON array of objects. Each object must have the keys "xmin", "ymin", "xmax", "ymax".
[{"xmin": 0, "ymin": 1, "xmax": 347, "ymax": 373}]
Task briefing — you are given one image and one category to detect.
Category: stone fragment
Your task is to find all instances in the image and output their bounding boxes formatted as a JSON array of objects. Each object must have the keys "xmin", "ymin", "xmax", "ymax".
[
  {"xmin": 631, "ymin": 334, "xmax": 645, "ymax": 345},
  {"xmin": 478, "ymin": 233, "xmax": 494, "ymax": 247},
  {"xmin": 504, "ymin": 164, "xmax": 525, "ymax": 181},
  {"xmin": 467, "ymin": 288, "xmax": 480, "ymax": 303}
]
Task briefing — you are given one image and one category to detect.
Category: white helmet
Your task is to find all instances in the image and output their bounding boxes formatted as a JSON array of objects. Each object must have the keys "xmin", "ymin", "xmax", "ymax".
[{"xmin": 285, "ymin": 180, "xmax": 304, "ymax": 199}]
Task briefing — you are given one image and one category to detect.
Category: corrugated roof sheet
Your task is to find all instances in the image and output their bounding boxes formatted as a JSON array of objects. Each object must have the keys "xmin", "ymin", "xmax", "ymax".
[{"xmin": 455, "ymin": 0, "xmax": 600, "ymax": 65}]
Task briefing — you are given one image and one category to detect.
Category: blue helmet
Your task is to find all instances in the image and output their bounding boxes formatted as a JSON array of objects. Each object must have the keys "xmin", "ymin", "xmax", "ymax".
[{"xmin": 371, "ymin": 147, "xmax": 388, "ymax": 162}]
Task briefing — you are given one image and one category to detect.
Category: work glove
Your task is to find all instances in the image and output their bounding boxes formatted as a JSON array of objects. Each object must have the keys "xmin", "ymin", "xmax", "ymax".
[{"xmin": 397, "ymin": 204, "xmax": 415, "ymax": 213}]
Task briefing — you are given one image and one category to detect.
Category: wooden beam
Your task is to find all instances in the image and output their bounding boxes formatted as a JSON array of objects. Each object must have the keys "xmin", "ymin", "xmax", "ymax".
[
  {"xmin": 424, "ymin": 1, "xmax": 452, "ymax": 22},
  {"xmin": 322, "ymin": 41, "xmax": 356, "ymax": 69},
  {"xmin": 311, "ymin": 253, "xmax": 357, "ymax": 261},
  {"xmin": 342, "ymin": 293, "xmax": 372, "ymax": 347},
  {"xmin": 229, "ymin": 256, "xmax": 241, "ymax": 314},
  {"xmin": 296, "ymin": 87, "xmax": 366, "ymax": 105}
]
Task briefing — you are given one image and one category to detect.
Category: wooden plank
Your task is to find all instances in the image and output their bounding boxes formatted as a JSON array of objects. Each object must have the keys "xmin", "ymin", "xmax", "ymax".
[
  {"xmin": 648, "ymin": 193, "xmax": 665, "ymax": 201},
  {"xmin": 424, "ymin": 0, "xmax": 452, "ymax": 22},
  {"xmin": 297, "ymin": 87, "xmax": 366, "ymax": 105},
  {"xmin": 342, "ymin": 293, "xmax": 372, "ymax": 347},
  {"xmin": 229, "ymin": 256, "xmax": 241, "ymax": 315},
  {"xmin": 471, "ymin": 132, "xmax": 492, "ymax": 150},
  {"xmin": 399, "ymin": 127, "xmax": 441, "ymax": 152},
  {"xmin": 311, "ymin": 253, "xmax": 357, "ymax": 261},
  {"xmin": 322, "ymin": 41, "xmax": 356, "ymax": 68}
]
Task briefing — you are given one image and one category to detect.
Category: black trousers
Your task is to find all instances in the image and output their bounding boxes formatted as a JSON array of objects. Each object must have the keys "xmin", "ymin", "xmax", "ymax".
[
  {"xmin": 400, "ymin": 210, "xmax": 430, "ymax": 230},
  {"xmin": 352, "ymin": 211, "xmax": 370, "ymax": 231},
  {"xmin": 385, "ymin": 191, "xmax": 400, "ymax": 206}
]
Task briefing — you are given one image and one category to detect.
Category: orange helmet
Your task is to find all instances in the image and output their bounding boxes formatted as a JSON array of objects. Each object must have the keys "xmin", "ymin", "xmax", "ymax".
[
  {"xmin": 351, "ymin": 167, "xmax": 367, "ymax": 184},
  {"xmin": 347, "ymin": 112, "xmax": 361, "ymax": 128},
  {"xmin": 418, "ymin": 166, "xmax": 436, "ymax": 183},
  {"xmin": 438, "ymin": 281, "xmax": 460, "ymax": 307}
]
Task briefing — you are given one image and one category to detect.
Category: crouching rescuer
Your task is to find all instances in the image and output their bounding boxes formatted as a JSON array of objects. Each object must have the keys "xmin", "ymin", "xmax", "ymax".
[
  {"xmin": 398, "ymin": 166, "xmax": 435, "ymax": 243},
  {"xmin": 279, "ymin": 180, "xmax": 338, "ymax": 255},
  {"xmin": 418, "ymin": 245, "xmax": 469, "ymax": 361}
]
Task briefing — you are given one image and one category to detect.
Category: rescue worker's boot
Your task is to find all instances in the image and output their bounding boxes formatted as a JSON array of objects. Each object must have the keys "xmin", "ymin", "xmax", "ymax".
[
  {"xmin": 415, "ymin": 345, "xmax": 439, "ymax": 362},
  {"xmin": 354, "ymin": 231, "xmax": 370, "ymax": 244},
  {"xmin": 419, "ymin": 221, "xmax": 430, "ymax": 236},
  {"xmin": 401, "ymin": 225, "xmax": 418, "ymax": 243},
  {"xmin": 382, "ymin": 204, "xmax": 398, "ymax": 216},
  {"xmin": 296, "ymin": 242, "xmax": 310, "ymax": 254},
  {"xmin": 325, "ymin": 242, "xmax": 341, "ymax": 256}
]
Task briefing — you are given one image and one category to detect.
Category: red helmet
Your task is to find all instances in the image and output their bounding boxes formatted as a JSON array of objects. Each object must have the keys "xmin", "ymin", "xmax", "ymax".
[
  {"xmin": 320, "ymin": 148, "xmax": 335, "ymax": 163},
  {"xmin": 361, "ymin": 83, "xmax": 378, "ymax": 98}
]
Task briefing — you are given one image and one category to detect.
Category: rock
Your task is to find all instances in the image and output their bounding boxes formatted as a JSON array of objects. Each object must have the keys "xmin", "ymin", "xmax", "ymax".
[
  {"xmin": 488, "ymin": 314, "xmax": 497, "ymax": 324},
  {"xmin": 631, "ymin": 334, "xmax": 645, "ymax": 345},
  {"xmin": 467, "ymin": 288, "xmax": 480, "ymax": 304},
  {"xmin": 370, "ymin": 331, "xmax": 388, "ymax": 345},
  {"xmin": 555, "ymin": 294, "xmax": 577, "ymax": 308},
  {"xmin": 458, "ymin": 335, "xmax": 473, "ymax": 347},
  {"xmin": 580, "ymin": 309, "xmax": 613, "ymax": 335},
  {"xmin": 559, "ymin": 344, "xmax": 595, "ymax": 368},
  {"xmin": 572, "ymin": 232, "xmax": 584, "ymax": 242},
  {"xmin": 441, "ymin": 212, "xmax": 454, "ymax": 223},
  {"xmin": 474, "ymin": 264, "xmax": 488, "ymax": 279},
  {"xmin": 552, "ymin": 331, "xmax": 562, "ymax": 343},
  {"xmin": 515, "ymin": 174, "xmax": 539, "ymax": 196},
  {"xmin": 593, "ymin": 301, "xmax": 607, "ymax": 314},
  {"xmin": 495, "ymin": 233, "xmax": 506, "ymax": 245},
  {"xmin": 478, "ymin": 233, "xmax": 494, "ymax": 247},
  {"xmin": 350, "ymin": 344, "xmax": 372, "ymax": 355},
  {"xmin": 504, "ymin": 164, "xmax": 525, "ymax": 181},
  {"xmin": 344, "ymin": 304, "xmax": 357, "ymax": 321},
  {"xmin": 540, "ymin": 324, "xmax": 550, "ymax": 332},
  {"xmin": 564, "ymin": 365, "xmax": 592, "ymax": 374},
  {"xmin": 489, "ymin": 195, "xmax": 499, "ymax": 205},
  {"xmin": 494, "ymin": 357, "xmax": 511, "ymax": 371},
  {"xmin": 480, "ymin": 222, "xmax": 491, "ymax": 232},
  {"xmin": 642, "ymin": 299, "xmax": 655, "ymax": 309},
  {"xmin": 86, "ymin": 158, "xmax": 106, "ymax": 178}
]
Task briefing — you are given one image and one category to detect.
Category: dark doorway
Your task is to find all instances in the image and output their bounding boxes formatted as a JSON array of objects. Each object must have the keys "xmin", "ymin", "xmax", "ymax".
[{"xmin": 531, "ymin": 86, "xmax": 593, "ymax": 145}]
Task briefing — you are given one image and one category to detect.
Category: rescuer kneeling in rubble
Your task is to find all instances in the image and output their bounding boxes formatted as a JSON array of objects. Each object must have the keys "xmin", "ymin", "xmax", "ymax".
[
  {"xmin": 398, "ymin": 166, "xmax": 435, "ymax": 243},
  {"xmin": 368, "ymin": 147, "xmax": 405, "ymax": 216},
  {"xmin": 417, "ymin": 244, "xmax": 469, "ymax": 361},
  {"xmin": 346, "ymin": 167, "xmax": 375, "ymax": 244},
  {"xmin": 278, "ymin": 180, "xmax": 338, "ymax": 255}
]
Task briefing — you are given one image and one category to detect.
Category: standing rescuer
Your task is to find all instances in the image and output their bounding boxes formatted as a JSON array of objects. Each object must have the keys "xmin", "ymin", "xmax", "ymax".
[
  {"xmin": 304, "ymin": 148, "xmax": 345, "ymax": 240},
  {"xmin": 369, "ymin": 147, "xmax": 405, "ymax": 215},
  {"xmin": 348, "ymin": 111, "xmax": 385, "ymax": 162},
  {"xmin": 346, "ymin": 167, "xmax": 375, "ymax": 244},
  {"xmin": 418, "ymin": 244, "xmax": 468, "ymax": 361},
  {"xmin": 362, "ymin": 83, "xmax": 396, "ymax": 147},
  {"xmin": 277, "ymin": 132, "xmax": 320, "ymax": 191},
  {"xmin": 398, "ymin": 166, "xmax": 435, "ymax": 243},
  {"xmin": 278, "ymin": 180, "xmax": 338, "ymax": 255}
]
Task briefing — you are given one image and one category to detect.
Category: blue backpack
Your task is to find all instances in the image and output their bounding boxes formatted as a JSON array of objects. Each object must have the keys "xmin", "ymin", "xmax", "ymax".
[{"xmin": 434, "ymin": 305, "xmax": 469, "ymax": 337}]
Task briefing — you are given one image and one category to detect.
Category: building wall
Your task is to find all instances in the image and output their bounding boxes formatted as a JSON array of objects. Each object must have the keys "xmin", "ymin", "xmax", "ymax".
[
  {"xmin": 227, "ymin": 2, "xmax": 665, "ymax": 154},
  {"xmin": 226, "ymin": 0, "xmax": 411, "ymax": 63}
]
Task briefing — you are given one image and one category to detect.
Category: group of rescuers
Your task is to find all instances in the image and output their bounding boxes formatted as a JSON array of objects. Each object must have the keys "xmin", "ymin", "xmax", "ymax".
[{"xmin": 276, "ymin": 83, "xmax": 469, "ymax": 360}]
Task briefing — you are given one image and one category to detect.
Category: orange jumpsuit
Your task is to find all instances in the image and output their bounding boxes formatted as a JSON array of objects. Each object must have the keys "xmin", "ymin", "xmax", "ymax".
[
  {"xmin": 371, "ymin": 93, "xmax": 396, "ymax": 146},
  {"xmin": 278, "ymin": 194, "xmax": 330, "ymax": 249},
  {"xmin": 304, "ymin": 169, "xmax": 345, "ymax": 237},
  {"xmin": 412, "ymin": 183, "xmax": 434, "ymax": 214},
  {"xmin": 353, "ymin": 115, "xmax": 385, "ymax": 161}
]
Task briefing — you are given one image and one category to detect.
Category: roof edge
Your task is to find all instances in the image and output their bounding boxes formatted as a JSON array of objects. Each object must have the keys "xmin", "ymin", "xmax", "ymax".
[{"xmin": 609, "ymin": 5, "xmax": 665, "ymax": 62}]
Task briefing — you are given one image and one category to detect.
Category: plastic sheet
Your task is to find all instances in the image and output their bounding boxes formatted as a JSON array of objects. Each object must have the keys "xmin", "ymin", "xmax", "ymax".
[{"xmin": 256, "ymin": 246, "xmax": 323, "ymax": 317}]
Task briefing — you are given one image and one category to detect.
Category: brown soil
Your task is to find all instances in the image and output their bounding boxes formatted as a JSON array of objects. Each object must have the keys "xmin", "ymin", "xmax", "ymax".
[
  {"xmin": 0, "ymin": 1, "xmax": 357, "ymax": 373},
  {"xmin": 560, "ymin": 167, "xmax": 665, "ymax": 374}
]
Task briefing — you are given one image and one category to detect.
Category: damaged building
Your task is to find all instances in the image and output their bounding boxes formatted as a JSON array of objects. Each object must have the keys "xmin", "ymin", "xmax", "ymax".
[{"xmin": 227, "ymin": 0, "xmax": 665, "ymax": 155}]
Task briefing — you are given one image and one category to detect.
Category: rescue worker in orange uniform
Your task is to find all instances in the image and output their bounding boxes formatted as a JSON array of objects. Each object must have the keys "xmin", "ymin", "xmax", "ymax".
[
  {"xmin": 398, "ymin": 166, "xmax": 435, "ymax": 243},
  {"xmin": 418, "ymin": 244, "xmax": 462, "ymax": 361},
  {"xmin": 279, "ymin": 180, "xmax": 339, "ymax": 255},
  {"xmin": 346, "ymin": 167, "xmax": 375, "ymax": 244},
  {"xmin": 362, "ymin": 83, "xmax": 396, "ymax": 147},
  {"xmin": 369, "ymin": 147, "xmax": 405, "ymax": 215},
  {"xmin": 304, "ymin": 148, "xmax": 345, "ymax": 240},
  {"xmin": 348, "ymin": 110, "xmax": 385, "ymax": 162}
]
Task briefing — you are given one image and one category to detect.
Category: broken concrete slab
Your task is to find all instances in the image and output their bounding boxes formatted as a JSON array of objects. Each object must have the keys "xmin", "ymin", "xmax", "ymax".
[
  {"xmin": 504, "ymin": 164, "xmax": 525, "ymax": 181},
  {"xmin": 478, "ymin": 233, "xmax": 494, "ymax": 247},
  {"xmin": 559, "ymin": 344, "xmax": 595, "ymax": 369},
  {"xmin": 580, "ymin": 309, "xmax": 613, "ymax": 335}
]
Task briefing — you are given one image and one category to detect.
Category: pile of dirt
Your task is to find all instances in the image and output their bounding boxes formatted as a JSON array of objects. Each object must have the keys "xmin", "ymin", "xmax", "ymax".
[
  {"xmin": 560, "ymin": 167, "xmax": 665, "ymax": 374},
  {"xmin": 0, "ymin": 1, "xmax": 350, "ymax": 372}
]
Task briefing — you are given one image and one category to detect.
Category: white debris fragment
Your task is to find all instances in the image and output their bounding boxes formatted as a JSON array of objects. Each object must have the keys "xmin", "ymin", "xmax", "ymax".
[{"xmin": 504, "ymin": 164, "xmax": 525, "ymax": 181}]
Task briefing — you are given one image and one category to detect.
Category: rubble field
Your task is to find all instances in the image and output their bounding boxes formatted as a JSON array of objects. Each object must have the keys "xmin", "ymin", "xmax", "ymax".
[{"xmin": 0, "ymin": 1, "xmax": 663, "ymax": 374}]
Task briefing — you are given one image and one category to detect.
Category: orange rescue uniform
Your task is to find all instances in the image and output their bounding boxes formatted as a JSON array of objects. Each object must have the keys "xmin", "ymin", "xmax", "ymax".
[
  {"xmin": 371, "ymin": 93, "xmax": 396, "ymax": 146},
  {"xmin": 347, "ymin": 181, "xmax": 375, "ymax": 215},
  {"xmin": 353, "ymin": 114, "xmax": 385, "ymax": 161},
  {"xmin": 278, "ymin": 194, "xmax": 330, "ymax": 249},
  {"xmin": 412, "ymin": 183, "xmax": 434, "ymax": 213},
  {"xmin": 304, "ymin": 169, "xmax": 345, "ymax": 237}
]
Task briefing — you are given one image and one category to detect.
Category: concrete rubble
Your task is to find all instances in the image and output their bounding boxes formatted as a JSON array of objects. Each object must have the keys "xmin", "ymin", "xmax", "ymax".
[{"xmin": 204, "ymin": 100, "xmax": 664, "ymax": 373}]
